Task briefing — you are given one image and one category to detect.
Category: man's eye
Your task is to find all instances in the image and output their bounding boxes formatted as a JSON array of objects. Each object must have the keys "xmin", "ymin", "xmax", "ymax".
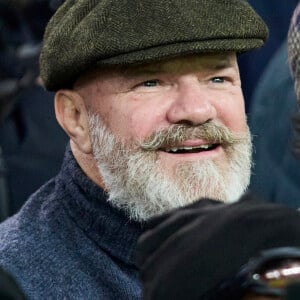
[
  {"xmin": 132, "ymin": 79, "xmax": 163, "ymax": 91},
  {"xmin": 141, "ymin": 80, "xmax": 159, "ymax": 87},
  {"xmin": 211, "ymin": 77, "xmax": 225, "ymax": 83}
]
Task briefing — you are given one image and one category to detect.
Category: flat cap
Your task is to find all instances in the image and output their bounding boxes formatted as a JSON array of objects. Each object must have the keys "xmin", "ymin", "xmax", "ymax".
[{"xmin": 40, "ymin": 0, "xmax": 268, "ymax": 91}]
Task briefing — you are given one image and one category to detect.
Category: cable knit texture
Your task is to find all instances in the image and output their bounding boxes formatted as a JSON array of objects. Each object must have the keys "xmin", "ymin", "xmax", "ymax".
[{"xmin": 0, "ymin": 144, "xmax": 144, "ymax": 299}]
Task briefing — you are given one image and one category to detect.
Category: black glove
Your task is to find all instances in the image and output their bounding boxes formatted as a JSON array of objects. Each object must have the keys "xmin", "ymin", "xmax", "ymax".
[{"xmin": 136, "ymin": 193, "xmax": 300, "ymax": 300}]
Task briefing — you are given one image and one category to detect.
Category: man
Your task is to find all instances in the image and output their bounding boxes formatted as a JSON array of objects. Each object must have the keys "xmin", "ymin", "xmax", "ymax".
[
  {"xmin": 135, "ymin": 4, "xmax": 300, "ymax": 300},
  {"xmin": 0, "ymin": 0, "xmax": 268, "ymax": 298}
]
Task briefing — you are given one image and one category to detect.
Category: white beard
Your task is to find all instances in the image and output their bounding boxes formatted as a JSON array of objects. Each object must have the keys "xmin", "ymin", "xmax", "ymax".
[{"xmin": 88, "ymin": 113, "xmax": 252, "ymax": 221}]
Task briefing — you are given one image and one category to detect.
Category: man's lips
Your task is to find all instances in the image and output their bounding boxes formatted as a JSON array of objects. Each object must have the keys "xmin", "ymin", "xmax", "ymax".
[{"xmin": 159, "ymin": 140, "xmax": 220, "ymax": 154}]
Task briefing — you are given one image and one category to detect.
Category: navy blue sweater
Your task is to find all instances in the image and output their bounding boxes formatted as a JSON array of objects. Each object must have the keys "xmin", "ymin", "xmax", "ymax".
[{"xmin": 0, "ymin": 145, "xmax": 144, "ymax": 299}]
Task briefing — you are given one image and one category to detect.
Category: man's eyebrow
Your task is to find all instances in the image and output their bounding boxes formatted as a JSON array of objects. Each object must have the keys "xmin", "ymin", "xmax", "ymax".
[
  {"xmin": 118, "ymin": 56, "xmax": 235, "ymax": 77},
  {"xmin": 120, "ymin": 66, "xmax": 163, "ymax": 77},
  {"xmin": 209, "ymin": 58, "xmax": 234, "ymax": 70}
]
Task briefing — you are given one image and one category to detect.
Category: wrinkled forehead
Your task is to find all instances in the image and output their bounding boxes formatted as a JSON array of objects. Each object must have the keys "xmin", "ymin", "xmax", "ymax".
[
  {"xmin": 121, "ymin": 52, "xmax": 238, "ymax": 76},
  {"xmin": 74, "ymin": 52, "xmax": 239, "ymax": 90},
  {"xmin": 76, "ymin": 52, "xmax": 238, "ymax": 86}
]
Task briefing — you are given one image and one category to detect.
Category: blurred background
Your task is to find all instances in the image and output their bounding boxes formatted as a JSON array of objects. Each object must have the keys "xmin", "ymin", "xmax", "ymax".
[
  {"xmin": 0, "ymin": 0, "xmax": 67, "ymax": 221},
  {"xmin": 240, "ymin": 0, "xmax": 300, "ymax": 209}
]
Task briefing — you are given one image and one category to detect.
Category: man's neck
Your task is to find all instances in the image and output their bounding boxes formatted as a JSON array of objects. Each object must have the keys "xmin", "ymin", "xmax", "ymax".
[{"xmin": 70, "ymin": 140, "xmax": 107, "ymax": 191}]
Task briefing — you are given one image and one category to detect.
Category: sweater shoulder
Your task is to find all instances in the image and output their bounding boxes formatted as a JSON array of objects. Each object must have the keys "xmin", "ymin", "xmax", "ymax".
[{"xmin": 0, "ymin": 178, "xmax": 61, "ymax": 263}]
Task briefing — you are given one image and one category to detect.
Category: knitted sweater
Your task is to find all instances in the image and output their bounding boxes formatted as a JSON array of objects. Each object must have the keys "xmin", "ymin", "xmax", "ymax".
[{"xmin": 0, "ymin": 145, "xmax": 144, "ymax": 299}]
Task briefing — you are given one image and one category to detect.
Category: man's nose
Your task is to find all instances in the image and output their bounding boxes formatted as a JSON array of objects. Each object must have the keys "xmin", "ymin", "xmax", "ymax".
[{"xmin": 166, "ymin": 77, "xmax": 217, "ymax": 126}]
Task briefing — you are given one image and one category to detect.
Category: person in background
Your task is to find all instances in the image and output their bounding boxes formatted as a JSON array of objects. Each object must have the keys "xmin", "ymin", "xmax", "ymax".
[
  {"xmin": 247, "ymin": 1, "xmax": 300, "ymax": 208},
  {"xmin": 0, "ymin": 0, "xmax": 67, "ymax": 220},
  {"xmin": 238, "ymin": 0, "xmax": 298, "ymax": 111},
  {"xmin": 243, "ymin": 1, "xmax": 300, "ymax": 209},
  {"xmin": 0, "ymin": 0, "xmax": 268, "ymax": 298},
  {"xmin": 248, "ymin": 40, "xmax": 300, "ymax": 208}
]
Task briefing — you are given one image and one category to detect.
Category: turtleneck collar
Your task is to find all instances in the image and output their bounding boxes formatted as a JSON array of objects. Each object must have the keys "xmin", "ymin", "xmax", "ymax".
[{"xmin": 57, "ymin": 144, "xmax": 145, "ymax": 266}]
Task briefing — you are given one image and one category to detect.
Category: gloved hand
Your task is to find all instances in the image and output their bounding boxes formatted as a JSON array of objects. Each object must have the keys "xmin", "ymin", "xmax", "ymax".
[{"xmin": 137, "ymin": 193, "xmax": 300, "ymax": 300}]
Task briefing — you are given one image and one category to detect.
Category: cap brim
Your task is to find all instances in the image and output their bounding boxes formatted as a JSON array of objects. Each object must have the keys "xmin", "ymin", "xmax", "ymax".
[{"xmin": 98, "ymin": 38, "xmax": 265, "ymax": 66}]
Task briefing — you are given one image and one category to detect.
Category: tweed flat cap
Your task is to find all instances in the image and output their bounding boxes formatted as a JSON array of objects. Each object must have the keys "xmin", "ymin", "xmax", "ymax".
[{"xmin": 40, "ymin": 0, "xmax": 268, "ymax": 91}]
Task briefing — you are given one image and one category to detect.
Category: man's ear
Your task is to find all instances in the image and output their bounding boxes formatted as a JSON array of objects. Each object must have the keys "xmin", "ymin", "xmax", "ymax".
[{"xmin": 55, "ymin": 89, "xmax": 92, "ymax": 154}]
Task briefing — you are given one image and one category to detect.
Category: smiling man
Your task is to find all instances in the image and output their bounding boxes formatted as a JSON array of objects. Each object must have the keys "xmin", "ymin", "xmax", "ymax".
[
  {"xmin": 69, "ymin": 53, "xmax": 252, "ymax": 220},
  {"xmin": 0, "ymin": 0, "xmax": 268, "ymax": 299}
]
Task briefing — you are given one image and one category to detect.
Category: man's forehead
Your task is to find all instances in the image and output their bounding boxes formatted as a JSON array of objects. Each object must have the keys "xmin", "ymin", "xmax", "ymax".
[
  {"xmin": 118, "ymin": 53, "xmax": 237, "ymax": 76},
  {"xmin": 74, "ymin": 52, "xmax": 237, "ymax": 88}
]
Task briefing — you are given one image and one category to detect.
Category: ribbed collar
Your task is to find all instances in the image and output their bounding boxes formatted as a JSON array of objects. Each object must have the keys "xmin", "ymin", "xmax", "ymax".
[{"xmin": 57, "ymin": 144, "xmax": 145, "ymax": 266}]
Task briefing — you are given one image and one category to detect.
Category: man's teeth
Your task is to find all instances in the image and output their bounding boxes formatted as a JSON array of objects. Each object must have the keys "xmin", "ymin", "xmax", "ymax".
[{"xmin": 165, "ymin": 144, "xmax": 213, "ymax": 153}]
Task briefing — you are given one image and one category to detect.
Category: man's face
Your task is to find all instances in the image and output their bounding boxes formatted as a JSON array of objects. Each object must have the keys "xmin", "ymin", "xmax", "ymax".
[{"xmin": 77, "ymin": 53, "xmax": 252, "ymax": 221}]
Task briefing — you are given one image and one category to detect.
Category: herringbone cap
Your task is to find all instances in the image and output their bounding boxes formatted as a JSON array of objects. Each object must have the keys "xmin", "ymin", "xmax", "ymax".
[{"xmin": 40, "ymin": 0, "xmax": 268, "ymax": 91}]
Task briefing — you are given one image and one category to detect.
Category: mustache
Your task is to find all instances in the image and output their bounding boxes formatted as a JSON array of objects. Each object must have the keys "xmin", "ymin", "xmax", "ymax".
[{"xmin": 140, "ymin": 122, "xmax": 246, "ymax": 151}]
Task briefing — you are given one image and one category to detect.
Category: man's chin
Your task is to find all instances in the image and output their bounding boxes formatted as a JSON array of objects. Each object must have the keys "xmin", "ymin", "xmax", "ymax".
[
  {"xmin": 99, "ymin": 153, "xmax": 249, "ymax": 221},
  {"xmin": 106, "ymin": 162, "xmax": 246, "ymax": 221},
  {"xmin": 88, "ymin": 113, "xmax": 251, "ymax": 221}
]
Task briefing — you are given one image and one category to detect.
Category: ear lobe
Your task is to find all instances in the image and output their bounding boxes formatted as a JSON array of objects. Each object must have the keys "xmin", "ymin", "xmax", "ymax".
[{"xmin": 55, "ymin": 90, "xmax": 92, "ymax": 154}]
